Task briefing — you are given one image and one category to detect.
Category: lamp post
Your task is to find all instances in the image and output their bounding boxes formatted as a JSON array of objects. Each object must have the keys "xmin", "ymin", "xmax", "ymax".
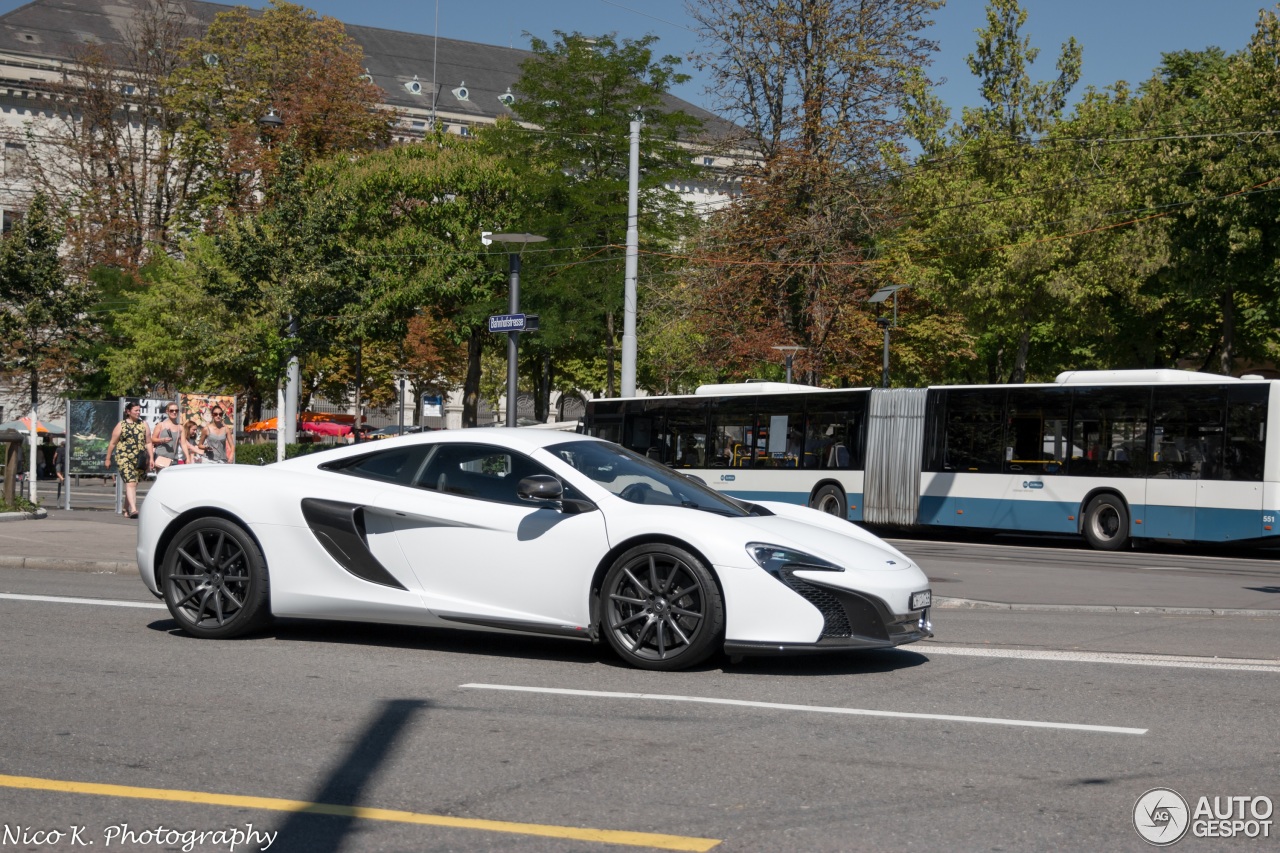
[
  {"xmin": 867, "ymin": 285, "xmax": 909, "ymax": 389},
  {"xmin": 259, "ymin": 107, "xmax": 296, "ymax": 459},
  {"xmin": 771, "ymin": 345, "xmax": 805, "ymax": 384},
  {"xmin": 486, "ymin": 232, "xmax": 547, "ymax": 427}
]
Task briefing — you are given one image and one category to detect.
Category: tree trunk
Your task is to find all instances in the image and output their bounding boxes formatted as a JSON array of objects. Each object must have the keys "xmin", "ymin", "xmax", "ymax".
[
  {"xmin": 534, "ymin": 354, "xmax": 551, "ymax": 423},
  {"xmin": 463, "ymin": 328, "xmax": 482, "ymax": 428},
  {"xmin": 1009, "ymin": 328, "xmax": 1031, "ymax": 384},
  {"xmin": 605, "ymin": 311, "xmax": 616, "ymax": 398},
  {"xmin": 1219, "ymin": 288, "xmax": 1235, "ymax": 376}
]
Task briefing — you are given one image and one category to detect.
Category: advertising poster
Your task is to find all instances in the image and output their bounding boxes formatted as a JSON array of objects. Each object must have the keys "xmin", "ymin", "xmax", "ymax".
[
  {"xmin": 179, "ymin": 393, "xmax": 237, "ymax": 434},
  {"xmin": 139, "ymin": 398, "xmax": 174, "ymax": 428},
  {"xmin": 67, "ymin": 400, "xmax": 120, "ymax": 476}
]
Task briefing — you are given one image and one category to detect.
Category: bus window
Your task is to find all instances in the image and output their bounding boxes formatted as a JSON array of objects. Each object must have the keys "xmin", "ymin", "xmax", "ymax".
[
  {"xmin": 1151, "ymin": 386, "xmax": 1226, "ymax": 480},
  {"xmin": 650, "ymin": 398, "xmax": 710, "ymax": 468},
  {"xmin": 1006, "ymin": 388, "xmax": 1070, "ymax": 475},
  {"xmin": 1069, "ymin": 387, "xmax": 1148, "ymax": 478},
  {"xmin": 1223, "ymin": 384, "xmax": 1267, "ymax": 481},
  {"xmin": 710, "ymin": 398, "xmax": 756, "ymax": 467},
  {"xmin": 804, "ymin": 393, "xmax": 867, "ymax": 470},
  {"xmin": 940, "ymin": 389, "xmax": 1005, "ymax": 473}
]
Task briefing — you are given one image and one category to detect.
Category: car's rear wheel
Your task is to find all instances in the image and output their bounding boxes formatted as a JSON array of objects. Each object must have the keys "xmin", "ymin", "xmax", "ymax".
[
  {"xmin": 600, "ymin": 544, "xmax": 723, "ymax": 671},
  {"xmin": 162, "ymin": 517, "xmax": 271, "ymax": 638}
]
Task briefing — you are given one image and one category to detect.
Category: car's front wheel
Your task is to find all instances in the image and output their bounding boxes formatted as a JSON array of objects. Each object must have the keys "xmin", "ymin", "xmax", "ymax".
[
  {"xmin": 600, "ymin": 544, "xmax": 724, "ymax": 671},
  {"xmin": 162, "ymin": 517, "xmax": 271, "ymax": 638}
]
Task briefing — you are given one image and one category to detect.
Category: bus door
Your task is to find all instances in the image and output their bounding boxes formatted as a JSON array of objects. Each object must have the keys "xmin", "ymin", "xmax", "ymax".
[
  {"xmin": 1189, "ymin": 385, "xmax": 1267, "ymax": 541},
  {"xmin": 996, "ymin": 389, "xmax": 1074, "ymax": 534},
  {"xmin": 1147, "ymin": 387, "xmax": 1213, "ymax": 540}
]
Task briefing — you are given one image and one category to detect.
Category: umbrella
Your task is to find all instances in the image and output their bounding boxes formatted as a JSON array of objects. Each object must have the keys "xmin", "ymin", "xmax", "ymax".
[
  {"xmin": 0, "ymin": 418, "xmax": 62, "ymax": 436},
  {"xmin": 301, "ymin": 421, "xmax": 351, "ymax": 437}
]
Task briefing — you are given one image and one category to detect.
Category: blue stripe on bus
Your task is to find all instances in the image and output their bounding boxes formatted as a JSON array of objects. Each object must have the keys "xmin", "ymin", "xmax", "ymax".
[
  {"xmin": 920, "ymin": 496, "xmax": 1279, "ymax": 541},
  {"xmin": 722, "ymin": 490, "xmax": 866, "ymax": 522}
]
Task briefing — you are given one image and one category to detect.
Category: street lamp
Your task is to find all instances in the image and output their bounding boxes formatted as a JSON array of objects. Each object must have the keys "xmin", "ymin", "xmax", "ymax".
[
  {"xmin": 867, "ymin": 284, "xmax": 909, "ymax": 389},
  {"xmin": 485, "ymin": 232, "xmax": 547, "ymax": 427},
  {"xmin": 771, "ymin": 345, "xmax": 805, "ymax": 384}
]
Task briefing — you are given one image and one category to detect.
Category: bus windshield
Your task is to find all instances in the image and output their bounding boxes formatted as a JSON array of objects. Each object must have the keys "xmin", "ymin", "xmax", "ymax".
[{"xmin": 547, "ymin": 440, "xmax": 749, "ymax": 517}]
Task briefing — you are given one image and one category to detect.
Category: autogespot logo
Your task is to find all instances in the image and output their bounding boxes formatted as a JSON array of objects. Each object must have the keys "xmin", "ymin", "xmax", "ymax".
[{"xmin": 1134, "ymin": 788, "xmax": 1190, "ymax": 846}]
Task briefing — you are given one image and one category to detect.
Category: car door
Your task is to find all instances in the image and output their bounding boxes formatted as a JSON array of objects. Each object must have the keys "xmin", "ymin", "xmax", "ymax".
[{"xmin": 375, "ymin": 442, "xmax": 609, "ymax": 636}]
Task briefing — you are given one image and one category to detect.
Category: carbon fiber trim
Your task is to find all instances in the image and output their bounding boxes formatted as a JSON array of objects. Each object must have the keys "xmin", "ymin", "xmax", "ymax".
[{"xmin": 300, "ymin": 498, "xmax": 408, "ymax": 591}]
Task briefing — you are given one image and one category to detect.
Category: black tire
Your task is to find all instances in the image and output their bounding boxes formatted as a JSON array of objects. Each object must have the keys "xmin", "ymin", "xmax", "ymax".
[
  {"xmin": 810, "ymin": 484, "xmax": 847, "ymax": 518},
  {"xmin": 1082, "ymin": 494, "xmax": 1130, "ymax": 551},
  {"xmin": 162, "ymin": 517, "xmax": 271, "ymax": 638},
  {"xmin": 600, "ymin": 544, "xmax": 724, "ymax": 671}
]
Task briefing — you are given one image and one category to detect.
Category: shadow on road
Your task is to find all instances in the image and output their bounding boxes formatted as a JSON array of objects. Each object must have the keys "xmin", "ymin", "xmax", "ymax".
[{"xmin": 274, "ymin": 698, "xmax": 429, "ymax": 853}]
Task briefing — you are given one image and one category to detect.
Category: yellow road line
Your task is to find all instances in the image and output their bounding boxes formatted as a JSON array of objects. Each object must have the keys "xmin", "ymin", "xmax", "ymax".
[{"xmin": 0, "ymin": 774, "xmax": 720, "ymax": 852}]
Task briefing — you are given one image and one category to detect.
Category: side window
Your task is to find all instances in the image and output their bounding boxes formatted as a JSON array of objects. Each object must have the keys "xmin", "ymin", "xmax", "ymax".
[
  {"xmin": 709, "ymin": 398, "xmax": 757, "ymax": 468},
  {"xmin": 417, "ymin": 443, "xmax": 578, "ymax": 505},
  {"xmin": 803, "ymin": 393, "xmax": 866, "ymax": 470},
  {"xmin": 1223, "ymin": 384, "xmax": 1267, "ymax": 482},
  {"xmin": 941, "ymin": 389, "xmax": 1005, "ymax": 473},
  {"xmin": 1068, "ymin": 387, "xmax": 1149, "ymax": 478},
  {"xmin": 1151, "ymin": 386, "xmax": 1225, "ymax": 480},
  {"xmin": 323, "ymin": 445, "xmax": 431, "ymax": 486},
  {"xmin": 1005, "ymin": 388, "xmax": 1070, "ymax": 475}
]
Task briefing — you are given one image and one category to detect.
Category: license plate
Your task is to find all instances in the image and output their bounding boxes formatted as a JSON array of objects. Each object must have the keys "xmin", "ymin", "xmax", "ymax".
[{"xmin": 910, "ymin": 590, "xmax": 931, "ymax": 610}]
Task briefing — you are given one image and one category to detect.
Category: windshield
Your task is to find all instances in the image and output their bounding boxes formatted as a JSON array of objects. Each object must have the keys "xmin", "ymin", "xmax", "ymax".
[{"xmin": 547, "ymin": 440, "xmax": 749, "ymax": 517}]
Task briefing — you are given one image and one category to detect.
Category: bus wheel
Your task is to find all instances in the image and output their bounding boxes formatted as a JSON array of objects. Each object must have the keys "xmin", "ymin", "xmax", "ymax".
[
  {"xmin": 811, "ymin": 485, "xmax": 847, "ymax": 519},
  {"xmin": 1082, "ymin": 494, "xmax": 1129, "ymax": 550}
]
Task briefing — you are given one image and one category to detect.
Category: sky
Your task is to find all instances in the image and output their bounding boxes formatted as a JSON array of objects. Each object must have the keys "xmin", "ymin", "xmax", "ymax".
[
  {"xmin": 1, "ymin": 0, "xmax": 1272, "ymax": 118},
  {"xmin": 229, "ymin": 0, "xmax": 1270, "ymax": 120}
]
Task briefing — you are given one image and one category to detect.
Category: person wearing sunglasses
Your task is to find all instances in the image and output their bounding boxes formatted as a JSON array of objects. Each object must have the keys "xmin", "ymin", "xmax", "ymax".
[
  {"xmin": 202, "ymin": 406, "xmax": 235, "ymax": 464},
  {"xmin": 104, "ymin": 401, "xmax": 152, "ymax": 517},
  {"xmin": 152, "ymin": 404, "xmax": 183, "ymax": 470}
]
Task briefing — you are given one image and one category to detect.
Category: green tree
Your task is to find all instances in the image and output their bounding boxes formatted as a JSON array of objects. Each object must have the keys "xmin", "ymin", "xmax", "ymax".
[
  {"xmin": 1140, "ymin": 24, "xmax": 1280, "ymax": 374},
  {"xmin": 0, "ymin": 193, "xmax": 92, "ymax": 413},
  {"xmin": 284, "ymin": 139, "xmax": 528, "ymax": 427},
  {"xmin": 482, "ymin": 31, "xmax": 703, "ymax": 404},
  {"xmin": 165, "ymin": 0, "xmax": 390, "ymax": 230},
  {"xmin": 900, "ymin": 0, "xmax": 1102, "ymax": 384}
]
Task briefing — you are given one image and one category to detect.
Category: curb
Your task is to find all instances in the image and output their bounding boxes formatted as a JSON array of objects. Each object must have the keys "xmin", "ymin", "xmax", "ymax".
[
  {"xmin": 0, "ymin": 508, "xmax": 48, "ymax": 523},
  {"xmin": 934, "ymin": 595, "xmax": 1280, "ymax": 618},
  {"xmin": 0, "ymin": 555, "xmax": 135, "ymax": 575}
]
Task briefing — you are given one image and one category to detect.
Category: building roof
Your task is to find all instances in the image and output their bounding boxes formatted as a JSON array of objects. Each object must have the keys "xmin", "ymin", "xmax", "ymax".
[{"xmin": 0, "ymin": 0, "xmax": 733, "ymax": 135}]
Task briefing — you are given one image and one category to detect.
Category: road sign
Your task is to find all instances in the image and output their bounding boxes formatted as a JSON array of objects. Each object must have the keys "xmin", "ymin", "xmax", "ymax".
[
  {"xmin": 488, "ymin": 314, "xmax": 539, "ymax": 333},
  {"xmin": 489, "ymin": 313, "xmax": 527, "ymax": 332}
]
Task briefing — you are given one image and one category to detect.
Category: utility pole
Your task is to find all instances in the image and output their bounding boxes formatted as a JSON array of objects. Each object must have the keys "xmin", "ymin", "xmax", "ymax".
[{"xmin": 621, "ymin": 119, "xmax": 640, "ymax": 397}]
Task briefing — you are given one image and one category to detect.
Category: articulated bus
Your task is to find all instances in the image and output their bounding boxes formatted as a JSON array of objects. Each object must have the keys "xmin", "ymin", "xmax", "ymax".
[{"xmin": 583, "ymin": 370, "xmax": 1279, "ymax": 550}]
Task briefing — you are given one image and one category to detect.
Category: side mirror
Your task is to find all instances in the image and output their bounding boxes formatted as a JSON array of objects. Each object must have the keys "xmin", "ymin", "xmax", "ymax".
[{"xmin": 517, "ymin": 474, "xmax": 563, "ymax": 502}]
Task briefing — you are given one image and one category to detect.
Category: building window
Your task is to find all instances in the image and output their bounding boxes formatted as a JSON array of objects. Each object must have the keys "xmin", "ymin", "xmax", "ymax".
[
  {"xmin": 703, "ymin": 156, "xmax": 714, "ymax": 166},
  {"xmin": 2, "ymin": 208, "xmax": 25, "ymax": 234},
  {"xmin": 3, "ymin": 142, "xmax": 27, "ymax": 176}
]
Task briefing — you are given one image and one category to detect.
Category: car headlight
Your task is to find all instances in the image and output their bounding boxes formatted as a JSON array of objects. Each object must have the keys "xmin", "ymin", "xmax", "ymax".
[{"xmin": 746, "ymin": 543, "xmax": 843, "ymax": 574}]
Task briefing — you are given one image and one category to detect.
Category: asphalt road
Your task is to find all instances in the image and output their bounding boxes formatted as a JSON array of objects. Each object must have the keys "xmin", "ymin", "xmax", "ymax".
[{"xmin": 1, "ymin": 554, "xmax": 1277, "ymax": 852}]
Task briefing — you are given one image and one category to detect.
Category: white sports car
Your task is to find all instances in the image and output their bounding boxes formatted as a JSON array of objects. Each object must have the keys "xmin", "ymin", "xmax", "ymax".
[{"xmin": 137, "ymin": 430, "xmax": 933, "ymax": 670}]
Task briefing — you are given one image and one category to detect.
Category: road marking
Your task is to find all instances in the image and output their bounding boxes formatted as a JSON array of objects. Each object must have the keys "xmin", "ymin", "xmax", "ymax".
[
  {"xmin": 461, "ymin": 683, "xmax": 1146, "ymax": 735},
  {"xmin": 923, "ymin": 644, "xmax": 1280, "ymax": 672},
  {"xmin": 0, "ymin": 592, "xmax": 165, "ymax": 610},
  {"xmin": 0, "ymin": 773, "xmax": 720, "ymax": 852}
]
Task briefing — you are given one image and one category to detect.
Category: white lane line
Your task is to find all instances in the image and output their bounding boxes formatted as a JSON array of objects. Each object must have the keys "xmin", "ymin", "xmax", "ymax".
[
  {"xmin": 460, "ymin": 683, "xmax": 1146, "ymax": 735},
  {"xmin": 923, "ymin": 644, "xmax": 1280, "ymax": 672},
  {"xmin": 0, "ymin": 592, "xmax": 166, "ymax": 610}
]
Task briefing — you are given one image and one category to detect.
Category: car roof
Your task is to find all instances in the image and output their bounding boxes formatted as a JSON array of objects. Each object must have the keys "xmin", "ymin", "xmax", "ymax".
[{"xmin": 276, "ymin": 427, "xmax": 600, "ymax": 469}]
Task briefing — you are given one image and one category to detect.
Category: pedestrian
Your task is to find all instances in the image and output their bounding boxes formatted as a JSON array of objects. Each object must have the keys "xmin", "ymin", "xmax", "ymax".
[
  {"xmin": 104, "ymin": 401, "xmax": 152, "ymax": 517},
  {"xmin": 53, "ymin": 439, "xmax": 65, "ymax": 501},
  {"xmin": 180, "ymin": 420, "xmax": 205, "ymax": 464},
  {"xmin": 201, "ymin": 405, "xmax": 234, "ymax": 464},
  {"xmin": 151, "ymin": 402, "xmax": 183, "ymax": 471}
]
